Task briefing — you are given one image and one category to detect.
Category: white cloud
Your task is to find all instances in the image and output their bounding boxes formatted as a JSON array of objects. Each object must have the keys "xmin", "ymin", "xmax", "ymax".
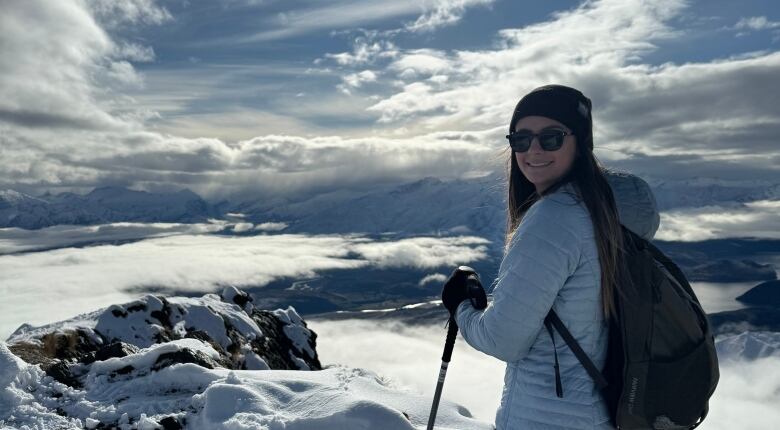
[
  {"xmin": 367, "ymin": 0, "xmax": 688, "ymax": 127},
  {"xmin": 656, "ymin": 200, "xmax": 780, "ymax": 241},
  {"xmin": 404, "ymin": 0, "xmax": 495, "ymax": 33},
  {"xmin": 701, "ymin": 356, "xmax": 780, "ymax": 429},
  {"xmin": 228, "ymin": 0, "xmax": 421, "ymax": 43},
  {"xmin": 349, "ymin": 236, "xmax": 489, "ymax": 269},
  {"xmin": 3, "ymin": 0, "xmax": 780, "ymax": 201},
  {"xmin": 0, "ymin": 119, "xmax": 503, "ymax": 199},
  {"xmin": 0, "ymin": 222, "xmax": 228, "ymax": 254},
  {"xmin": 734, "ymin": 16, "xmax": 780, "ymax": 31},
  {"xmin": 87, "ymin": 0, "xmax": 172, "ymax": 28},
  {"xmin": 388, "ymin": 49, "xmax": 453, "ymax": 77},
  {"xmin": 0, "ymin": 0, "xmax": 143, "ymax": 132},
  {"xmin": 309, "ymin": 319, "xmax": 504, "ymax": 422},
  {"xmin": 322, "ymin": 37, "xmax": 400, "ymax": 67},
  {"xmin": 254, "ymin": 222, "xmax": 288, "ymax": 232},
  {"xmin": 350, "ymin": 0, "xmax": 780, "ymax": 181},
  {"xmin": 0, "ymin": 232, "xmax": 488, "ymax": 338},
  {"xmin": 342, "ymin": 70, "xmax": 379, "ymax": 89},
  {"xmin": 114, "ymin": 42, "xmax": 156, "ymax": 62},
  {"xmin": 231, "ymin": 222, "xmax": 255, "ymax": 232},
  {"xmin": 419, "ymin": 273, "xmax": 447, "ymax": 286},
  {"xmin": 339, "ymin": 70, "xmax": 379, "ymax": 94}
]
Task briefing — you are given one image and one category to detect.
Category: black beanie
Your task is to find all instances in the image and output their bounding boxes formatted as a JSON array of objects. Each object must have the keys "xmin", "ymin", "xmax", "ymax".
[{"xmin": 509, "ymin": 84, "xmax": 593, "ymax": 151}]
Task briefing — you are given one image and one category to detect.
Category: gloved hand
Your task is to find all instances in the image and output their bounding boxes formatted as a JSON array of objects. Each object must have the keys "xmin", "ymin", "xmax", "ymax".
[{"xmin": 441, "ymin": 265, "xmax": 487, "ymax": 317}]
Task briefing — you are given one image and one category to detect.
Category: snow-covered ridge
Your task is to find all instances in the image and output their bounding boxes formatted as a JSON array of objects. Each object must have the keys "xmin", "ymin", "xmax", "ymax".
[
  {"xmin": 6, "ymin": 286, "xmax": 320, "ymax": 375},
  {"xmin": 0, "ymin": 288, "xmax": 489, "ymax": 429}
]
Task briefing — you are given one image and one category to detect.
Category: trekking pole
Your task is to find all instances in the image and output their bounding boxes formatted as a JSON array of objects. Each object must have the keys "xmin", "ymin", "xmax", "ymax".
[
  {"xmin": 426, "ymin": 317, "xmax": 459, "ymax": 430},
  {"xmin": 427, "ymin": 273, "xmax": 485, "ymax": 430}
]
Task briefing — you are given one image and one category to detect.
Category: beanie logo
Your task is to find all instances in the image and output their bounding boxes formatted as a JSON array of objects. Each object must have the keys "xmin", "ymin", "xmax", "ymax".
[{"xmin": 577, "ymin": 101, "xmax": 589, "ymax": 118}]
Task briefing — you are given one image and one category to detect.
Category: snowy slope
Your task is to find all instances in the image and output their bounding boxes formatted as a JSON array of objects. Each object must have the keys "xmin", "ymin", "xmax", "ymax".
[
  {"xmin": 0, "ymin": 288, "xmax": 490, "ymax": 430},
  {"xmin": 0, "ymin": 341, "xmax": 489, "ymax": 430}
]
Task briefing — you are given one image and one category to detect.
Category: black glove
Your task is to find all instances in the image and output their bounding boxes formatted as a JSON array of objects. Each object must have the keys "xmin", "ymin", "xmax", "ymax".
[{"xmin": 441, "ymin": 265, "xmax": 487, "ymax": 317}]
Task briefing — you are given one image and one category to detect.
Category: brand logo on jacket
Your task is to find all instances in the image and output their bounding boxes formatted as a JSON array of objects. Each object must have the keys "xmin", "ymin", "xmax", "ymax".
[{"xmin": 627, "ymin": 376, "xmax": 640, "ymax": 414}]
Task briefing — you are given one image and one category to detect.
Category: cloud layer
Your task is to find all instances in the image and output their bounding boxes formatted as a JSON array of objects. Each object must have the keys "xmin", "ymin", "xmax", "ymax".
[
  {"xmin": 656, "ymin": 200, "xmax": 780, "ymax": 241},
  {"xmin": 0, "ymin": 229, "xmax": 488, "ymax": 338},
  {"xmin": 1, "ymin": 0, "xmax": 779, "ymax": 201}
]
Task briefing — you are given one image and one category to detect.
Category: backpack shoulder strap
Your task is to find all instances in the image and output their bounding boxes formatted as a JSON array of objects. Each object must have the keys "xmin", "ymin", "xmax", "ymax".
[{"xmin": 545, "ymin": 311, "xmax": 609, "ymax": 390}]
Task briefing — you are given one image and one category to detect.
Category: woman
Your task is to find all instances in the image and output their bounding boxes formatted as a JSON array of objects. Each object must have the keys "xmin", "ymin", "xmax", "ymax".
[{"xmin": 441, "ymin": 84, "xmax": 660, "ymax": 429}]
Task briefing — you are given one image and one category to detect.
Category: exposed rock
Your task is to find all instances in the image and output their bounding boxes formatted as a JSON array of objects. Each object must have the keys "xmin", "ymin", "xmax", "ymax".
[
  {"xmin": 6, "ymin": 288, "xmax": 321, "ymax": 386},
  {"xmin": 159, "ymin": 416, "xmax": 185, "ymax": 430},
  {"xmin": 45, "ymin": 361, "xmax": 81, "ymax": 388},
  {"xmin": 93, "ymin": 342, "xmax": 140, "ymax": 363},
  {"xmin": 151, "ymin": 348, "xmax": 223, "ymax": 372}
]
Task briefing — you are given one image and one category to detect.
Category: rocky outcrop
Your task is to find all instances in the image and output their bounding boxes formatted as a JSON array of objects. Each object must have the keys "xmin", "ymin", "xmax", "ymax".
[{"xmin": 6, "ymin": 287, "xmax": 321, "ymax": 389}]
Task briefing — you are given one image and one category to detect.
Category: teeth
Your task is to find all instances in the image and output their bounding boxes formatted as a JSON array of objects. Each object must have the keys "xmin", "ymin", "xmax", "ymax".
[{"xmin": 527, "ymin": 162, "xmax": 552, "ymax": 167}]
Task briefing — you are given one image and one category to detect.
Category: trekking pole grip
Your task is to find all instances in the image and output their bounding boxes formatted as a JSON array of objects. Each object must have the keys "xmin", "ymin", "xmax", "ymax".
[{"xmin": 442, "ymin": 317, "xmax": 458, "ymax": 362}]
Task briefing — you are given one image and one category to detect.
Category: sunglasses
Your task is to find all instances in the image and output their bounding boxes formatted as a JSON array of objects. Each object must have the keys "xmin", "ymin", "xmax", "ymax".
[{"xmin": 505, "ymin": 129, "xmax": 572, "ymax": 152}]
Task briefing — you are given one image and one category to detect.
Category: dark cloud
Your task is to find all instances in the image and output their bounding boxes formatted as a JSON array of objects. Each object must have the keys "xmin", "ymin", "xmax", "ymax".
[{"xmin": 0, "ymin": 109, "xmax": 109, "ymax": 130}]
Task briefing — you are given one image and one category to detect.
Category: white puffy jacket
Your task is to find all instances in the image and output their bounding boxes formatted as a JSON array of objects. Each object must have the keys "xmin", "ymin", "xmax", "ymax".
[{"xmin": 456, "ymin": 172, "xmax": 659, "ymax": 430}]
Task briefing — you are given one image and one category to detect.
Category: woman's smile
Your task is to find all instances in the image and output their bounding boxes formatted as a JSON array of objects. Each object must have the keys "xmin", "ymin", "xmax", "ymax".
[{"xmin": 526, "ymin": 161, "xmax": 553, "ymax": 167}]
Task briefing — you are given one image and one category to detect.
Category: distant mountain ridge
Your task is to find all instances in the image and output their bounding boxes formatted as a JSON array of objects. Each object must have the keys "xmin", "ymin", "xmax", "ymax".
[
  {"xmin": 645, "ymin": 176, "xmax": 780, "ymax": 210},
  {"xmin": 0, "ymin": 186, "xmax": 219, "ymax": 229},
  {"xmin": 3, "ymin": 175, "xmax": 780, "ymax": 244}
]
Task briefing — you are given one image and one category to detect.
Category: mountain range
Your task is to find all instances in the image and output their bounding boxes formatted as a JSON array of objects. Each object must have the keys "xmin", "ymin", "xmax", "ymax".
[
  {"xmin": 4, "ymin": 174, "xmax": 780, "ymax": 237},
  {"xmin": 0, "ymin": 187, "xmax": 218, "ymax": 229}
]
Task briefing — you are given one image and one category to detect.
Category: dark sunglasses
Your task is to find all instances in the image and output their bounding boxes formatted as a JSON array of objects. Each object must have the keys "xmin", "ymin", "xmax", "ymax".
[{"xmin": 505, "ymin": 129, "xmax": 572, "ymax": 152}]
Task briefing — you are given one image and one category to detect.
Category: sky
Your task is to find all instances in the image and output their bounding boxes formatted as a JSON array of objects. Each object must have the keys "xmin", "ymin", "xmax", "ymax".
[{"xmin": 2, "ymin": 0, "xmax": 780, "ymax": 201}]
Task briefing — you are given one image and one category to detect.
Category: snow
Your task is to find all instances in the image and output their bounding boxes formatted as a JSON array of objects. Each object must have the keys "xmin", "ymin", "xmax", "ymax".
[
  {"xmin": 715, "ymin": 331, "xmax": 780, "ymax": 362},
  {"xmin": 87, "ymin": 338, "xmax": 220, "ymax": 377},
  {"xmin": 274, "ymin": 307, "xmax": 315, "ymax": 358},
  {"xmin": 0, "ymin": 340, "xmax": 490, "ymax": 430},
  {"xmin": 242, "ymin": 351, "xmax": 269, "ymax": 370}
]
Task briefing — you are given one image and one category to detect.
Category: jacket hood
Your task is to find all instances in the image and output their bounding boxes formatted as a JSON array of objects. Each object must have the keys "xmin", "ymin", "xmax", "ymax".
[{"xmin": 603, "ymin": 170, "xmax": 660, "ymax": 240}]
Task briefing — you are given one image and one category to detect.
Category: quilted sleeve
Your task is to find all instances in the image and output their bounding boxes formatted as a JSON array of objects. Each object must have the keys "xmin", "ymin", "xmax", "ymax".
[{"xmin": 455, "ymin": 198, "xmax": 584, "ymax": 363}]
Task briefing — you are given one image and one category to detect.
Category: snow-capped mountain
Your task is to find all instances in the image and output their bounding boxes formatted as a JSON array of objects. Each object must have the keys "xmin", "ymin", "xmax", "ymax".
[
  {"xmin": 4, "ymin": 174, "xmax": 780, "ymax": 235},
  {"xmin": 644, "ymin": 176, "xmax": 780, "ymax": 210},
  {"xmin": 715, "ymin": 331, "xmax": 780, "ymax": 362},
  {"xmin": 234, "ymin": 174, "xmax": 508, "ymax": 246},
  {"xmin": 0, "ymin": 187, "xmax": 218, "ymax": 229}
]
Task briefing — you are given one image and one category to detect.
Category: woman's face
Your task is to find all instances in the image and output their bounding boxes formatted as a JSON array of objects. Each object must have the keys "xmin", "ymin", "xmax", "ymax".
[{"xmin": 513, "ymin": 115, "xmax": 578, "ymax": 194}]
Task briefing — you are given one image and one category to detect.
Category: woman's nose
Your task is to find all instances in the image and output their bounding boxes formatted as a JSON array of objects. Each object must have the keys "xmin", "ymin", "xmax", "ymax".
[{"xmin": 528, "ymin": 137, "xmax": 544, "ymax": 153}]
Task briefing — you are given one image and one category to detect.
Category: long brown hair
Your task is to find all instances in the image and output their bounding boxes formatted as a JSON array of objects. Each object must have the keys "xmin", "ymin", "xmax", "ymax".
[{"xmin": 504, "ymin": 138, "xmax": 628, "ymax": 319}]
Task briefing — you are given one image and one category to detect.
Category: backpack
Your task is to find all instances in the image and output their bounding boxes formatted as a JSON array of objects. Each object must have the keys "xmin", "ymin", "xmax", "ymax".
[{"xmin": 543, "ymin": 225, "xmax": 719, "ymax": 430}]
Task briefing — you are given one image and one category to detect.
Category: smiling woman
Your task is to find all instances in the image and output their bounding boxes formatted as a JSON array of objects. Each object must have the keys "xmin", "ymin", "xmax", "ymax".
[{"xmin": 442, "ymin": 84, "xmax": 649, "ymax": 430}]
